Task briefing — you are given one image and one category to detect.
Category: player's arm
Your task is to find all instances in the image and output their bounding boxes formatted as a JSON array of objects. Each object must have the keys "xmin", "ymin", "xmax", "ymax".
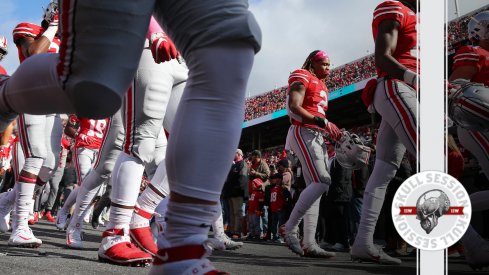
[
  {"xmin": 375, "ymin": 19, "xmax": 416, "ymax": 86},
  {"xmin": 0, "ymin": 120, "xmax": 15, "ymax": 146},
  {"xmin": 64, "ymin": 119, "xmax": 79, "ymax": 139},
  {"xmin": 18, "ymin": 36, "xmax": 52, "ymax": 58},
  {"xmin": 448, "ymin": 66, "xmax": 478, "ymax": 82},
  {"xmin": 288, "ymin": 83, "xmax": 317, "ymax": 125}
]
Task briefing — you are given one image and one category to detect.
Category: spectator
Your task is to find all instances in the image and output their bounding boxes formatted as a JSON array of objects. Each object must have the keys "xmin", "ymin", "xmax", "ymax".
[
  {"xmin": 246, "ymin": 178, "xmax": 265, "ymax": 240},
  {"xmin": 266, "ymin": 172, "xmax": 292, "ymax": 243},
  {"xmin": 278, "ymin": 159, "xmax": 293, "ymax": 191},
  {"xmin": 222, "ymin": 149, "xmax": 249, "ymax": 239},
  {"xmin": 248, "ymin": 149, "xmax": 270, "ymax": 239}
]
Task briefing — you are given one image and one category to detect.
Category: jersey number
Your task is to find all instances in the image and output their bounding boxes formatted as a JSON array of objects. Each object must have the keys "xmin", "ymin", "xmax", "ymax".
[
  {"xmin": 317, "ymin": 90, "xmax": 328, "ymax": 115},
  {"xmin": 87, "ymin": 120, "xmax": 106, "ymax": 138}
]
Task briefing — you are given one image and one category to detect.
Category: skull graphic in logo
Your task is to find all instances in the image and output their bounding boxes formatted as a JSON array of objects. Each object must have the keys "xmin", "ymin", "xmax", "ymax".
[{"xmin": 416, "ymin": 190, "xmax": 450, "ymax": 234}]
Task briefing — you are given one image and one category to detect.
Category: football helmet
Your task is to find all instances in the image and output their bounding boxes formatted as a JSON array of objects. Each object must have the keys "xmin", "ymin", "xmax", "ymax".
[
  {"xmin": 448, "ymin": 82, "xmax": 489, "ymax": 132},
  {"xmin": 43, "ymin": 1, "xmax": 58, "ymax": 23},
  {"xmin": 335, "ymin": 131, "xmax": 371, "ymax": 170},
  {"xmin": 468, "ymin": 11, "xmax": 489, "ymax": 42},
  {"xmin": 0, "ymin": 36, "xmax": 7, "ymax": 61}
]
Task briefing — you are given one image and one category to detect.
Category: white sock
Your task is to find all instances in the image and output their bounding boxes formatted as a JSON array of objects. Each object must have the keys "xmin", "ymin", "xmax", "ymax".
[
  {"xmin": 60, "ymin": 187, "xmax": 79, "ymax": 215},
  {"xmin": 212, "ymin": 210, "xmax": 226, "ymax": 237},
  {"xmin": 69, "ymin": 170, "xmax": 106, "ymax": 228},
  {"xmin": 302, "ymin": 197, "xmax": 321, "ymax": 247},
  {"xmin": 132, "ymin": 182, "xmax": 166, "ymax": 228},
  {"xmin": 164, "ymin": 201, "xmax": 220, "ymax": 246},
  {"xmin": 107, "ymin": 152, "xmax": 144, "ymax": 230},
  {"xmin": 285, "ymin": 183, "xmax": 328, "ymax": 233},
  {"xmin": 14, "ymin": 178, "xmax": 36, "ymax": 230},
  {"xmin": 354, "ymin": 159, "xmax": 397, "ymax": 247}
]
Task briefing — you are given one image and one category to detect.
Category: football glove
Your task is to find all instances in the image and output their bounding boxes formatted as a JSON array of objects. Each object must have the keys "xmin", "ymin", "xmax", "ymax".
[{"xmin": 150, "ymin": 32, "xmax": 179, "ymax": 64}]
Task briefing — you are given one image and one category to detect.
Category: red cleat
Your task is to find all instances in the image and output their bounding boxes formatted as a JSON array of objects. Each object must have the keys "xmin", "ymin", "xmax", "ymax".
[
  {"xmin": 28, "ymin": 212, "xmax": 39, "ymax": 225},
  {"xmin": 45, "ymin": 211, "xmax": 56, "ymax": 223},
  {"xmin": 98, "ymin": 228, "xmax": 153, "ymax": 267},
  {"xmin": 130, "ymin": 226, "xmax": 157, "ymax": 256}
]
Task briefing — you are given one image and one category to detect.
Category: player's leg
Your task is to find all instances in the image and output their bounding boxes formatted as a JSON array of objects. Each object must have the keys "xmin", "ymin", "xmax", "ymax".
[
  {"xmin": 283, "ymin": 125, "xmax": 333, "ymax": 257},
  {"xmin": 66, "ymin": 111, "xmax": 123, "ymax": 248},
  {"xmin": 351, "ymin": 80, "xmax": 409, "ymax": 265},
  {"xmin": 457, "ymin": 127, "xmax": 489, "ymax": 269},
  {"xmin": 10, "ymin": 115, "xmax": 48, "ymax": 247}
]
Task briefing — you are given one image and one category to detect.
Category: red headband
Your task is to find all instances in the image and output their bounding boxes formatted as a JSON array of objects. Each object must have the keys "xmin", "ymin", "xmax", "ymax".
[{"xmin": 312, "ymin": 51, "xmax": 329, "ymax": 61}]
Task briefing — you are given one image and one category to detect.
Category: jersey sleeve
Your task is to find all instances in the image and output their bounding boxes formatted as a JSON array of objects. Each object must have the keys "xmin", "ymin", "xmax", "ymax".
[
  {"xmin": 452, "ymin": 46, "xmax": 482, "ymax": 71},
  {"xmin": 12, "ymin": 23, "xmax": 42, "ymax": 44},
  {"xmin": 372, "ymin": 1, "xmax": 405, "ymax": 28},
  {"xmin": 288, "ymin": 69, "xmax": 312, "ymax": 88}
]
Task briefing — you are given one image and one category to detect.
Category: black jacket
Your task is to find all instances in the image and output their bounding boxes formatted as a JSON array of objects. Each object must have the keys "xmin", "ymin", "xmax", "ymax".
[{"xmin": 222, "ymin": 160, "xmax": 248, "ymax": 198}]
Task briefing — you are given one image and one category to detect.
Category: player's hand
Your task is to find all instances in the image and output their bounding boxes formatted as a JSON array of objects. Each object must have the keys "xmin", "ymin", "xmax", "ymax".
[
  {"xmin": 79, "ymin": 133, "xmax": 95, "ymax": 145},
  {"xmin": 46, "ymin": 12, "xmax": 59, "ymax": 27},
  {"xmin": 326, "ymin": 122, "xmax": 342, "ymax": 141},
  {"xmin": 150, "ymin": 32, "xmax": 179, "ymax": 63},
  {"xmin": 447, "ymin": 79, "xmax": 470, "ymax": 99},
  {"xmin": 0, "ymin": 145, "xmax": 9, "ymax": 159}
]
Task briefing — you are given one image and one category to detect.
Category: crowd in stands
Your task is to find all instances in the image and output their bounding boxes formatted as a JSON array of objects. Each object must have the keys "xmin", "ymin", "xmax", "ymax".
[{"xmin": 243, "ymin": 4, "xmax": 489, "ymax": 123}]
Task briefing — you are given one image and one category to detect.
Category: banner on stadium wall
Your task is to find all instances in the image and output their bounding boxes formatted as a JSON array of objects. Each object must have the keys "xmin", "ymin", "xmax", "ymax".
[{"xmin": 242, "ymin": 77, "xmax": 375, "ymax": 129}]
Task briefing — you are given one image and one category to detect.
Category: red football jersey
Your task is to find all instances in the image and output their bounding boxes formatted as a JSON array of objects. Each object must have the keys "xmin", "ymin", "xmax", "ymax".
[
  {"xmin": 372, "ymin": 1, "xmax": 418, "ymax": 78},
  {"xmin": 452, "ymin": 46, "xmax": 489, "ymax": 86},
  {"xmin": 270, "ymin": 185, "xmax": 285, "ymax": 213},
  {"xmin": 12, "ymin": 22, "xmax": 61, "ymax": 63},
  {"xmin": 247, "ymin": 190, "xmax": 264, "ymax": 214},
  {"xmin": 69, "ymin": 115, "xmax": 108, "ymax": 149},
  {"xmin": 0, "ymin": 66, "xmax": 6, "ymax": 75},
  {"xmin": 287, "ymin": 69, "xmax": 329, "ymax": 129}
]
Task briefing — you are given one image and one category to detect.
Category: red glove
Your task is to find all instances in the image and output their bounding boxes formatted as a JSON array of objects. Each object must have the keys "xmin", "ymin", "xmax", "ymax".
[
  {"xmin": 361, "ymin": 79, "xmax": 378, "ymax": 114},
  {"xmin": 48, "ymin": 13, "xmax": 59, "ymax": 27},
  {"xmin": 0, "ymin": 145, "xmax": 9, "ymax": 159},
  {"xmin": 150, "ymin": 32, "xmax": 179, "ymax": 63},
  {"xmin": 78, "ymin": 133, "xmax": 95, "ymax": 145},
  {"xmin": 326, "ymin": 122, "xmax": 342, "ymax": 141}
]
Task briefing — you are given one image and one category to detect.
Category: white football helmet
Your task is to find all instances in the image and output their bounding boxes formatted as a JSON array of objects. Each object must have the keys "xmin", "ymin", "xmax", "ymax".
[
  {"xmin": 335, "ymin": 131, "xmax": 371, "ymax": 170},
  {"xmin": 468, "ymin": 11, "xmax": 489, "ymax": 42},
  {"xmin": 448, "ymin": 82, "xmax": 489, "ymax": 132},
  {"xmin": 0, "ymin": 36, "xmax": 7, "ymax": 61},
  {"xmin": 43, "ymin": 1, "xmax": 58, "ymax": 23}
]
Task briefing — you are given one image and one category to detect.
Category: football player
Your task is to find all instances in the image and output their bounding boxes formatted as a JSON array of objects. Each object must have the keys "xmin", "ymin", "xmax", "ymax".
[
  {"xmin": 351, "ymin": 0, "xmax": 418, "ymax": 265},
  {"xmin": 281, "ymin": 50, "xmax": 341, "ymax": 258},
  {"xmin": 5, "ymin": 1, "xmax": 63, "ymax": 247},
  {"xmin": 0, "ymin": 0, "xmax": 260, "ymax": 273},
  {"xmin": 55, "ymin": 115, "xmax": 108, "ymax": 229},
  {"xmin": 448, "ymin": 11, "xmax": 489, "ymax": 270}
]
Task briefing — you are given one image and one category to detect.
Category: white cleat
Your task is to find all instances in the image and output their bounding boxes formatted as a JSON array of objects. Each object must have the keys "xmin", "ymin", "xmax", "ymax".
[
  {"xmin": 465, "ymin": 240, "xmax": 489, "ymax": 271},
  {"xmin": 215, "ymin": 234, "xmax": 244, "ymax": 250},
  {"xmin": 283, "ymin": 231, "xmax": 304, "ymax": 256},
  {"xmin": 351, "ymin": 243, "xmax": 401, "ymax": 265},
  {"xmin": 66, "ymin": 223, "xmax": 83, "ymax": 249},
  {"xmin": 56, "ymin": 210, "xmax": 69, "ymax": 231},
  {"xmin": 303, "ymin": 243, "xmax": 336, "ymax": 258},
  {"xmin": 8, "ymin": 227, "xmax": 42, "ymax": 248}
]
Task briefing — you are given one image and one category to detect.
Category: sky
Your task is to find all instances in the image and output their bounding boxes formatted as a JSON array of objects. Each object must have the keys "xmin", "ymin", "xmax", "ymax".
[{"xmin": 0, "ymin": 0, "xmax": 488, "ymax": 97}]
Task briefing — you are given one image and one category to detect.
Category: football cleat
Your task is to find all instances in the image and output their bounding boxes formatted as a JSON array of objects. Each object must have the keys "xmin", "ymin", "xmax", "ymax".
[
  {"xmin": 149, "ymin": 235, "xmax": 227, "ymax": 275},
  {"xmin": 281, "ymin": 225, "xmax": 304, "ymax": 256},
  {"xmin": 98, "ymin": 228, "xmax": 152, "ymax": 266},
  {"xmin": 130, "ymin": 226, "xmax": 158, "ymax": 256},
  {"xmin": 8, "ymin": 227, "xmax": 42, "ymax": 248},
  {"xmin": 351, "ymin": 243, "xmax": 402, "ymax": 265},
  {"xmin": 44, "ymin": 211, "xmax": 56, "ymax": 222},
  {"xmin": 66, "ymin": 223, "xmax": 83, "ymax": 249},
  {"xmin": 28, "ymin": 212, "xmax": 39, "ymax": 225},
  {"xmin": 56, "ymin": 209, "xmax": 70, "ymax": 231},
  {"xmin": 215, "ymin": 233, "xmax": 244, "ymax": 250},
  {"xmin": 302, "ymin": 243, "xmax": 336, "ymax": 258},
  {"xmin": 465, "ymin": 240, "xmax": 489, "ymax": 271}
]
